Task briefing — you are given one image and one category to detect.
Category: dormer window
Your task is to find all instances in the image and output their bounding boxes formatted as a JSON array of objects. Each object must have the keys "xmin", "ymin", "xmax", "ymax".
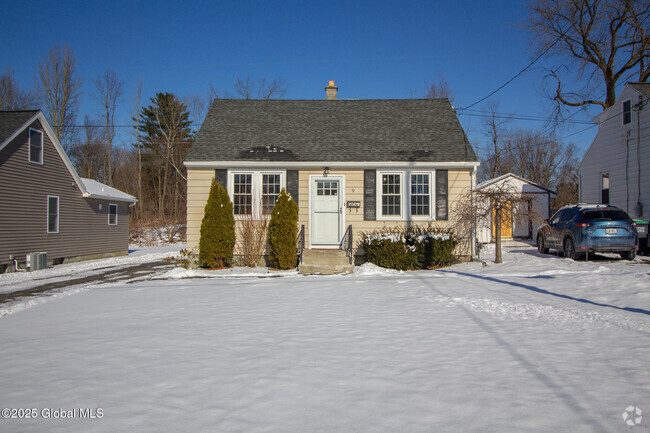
[
  {"xmin": 29, "ymin": 128, "xmax": 43, "ymax": 164},
  {"xmin": 623, "ymin": 99, "xmax": 632, "ymax": 125}
]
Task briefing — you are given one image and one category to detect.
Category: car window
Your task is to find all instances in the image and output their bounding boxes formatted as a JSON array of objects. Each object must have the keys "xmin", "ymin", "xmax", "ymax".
[
  {"xmin": 582, "ymin": 210, "xmax": 630, "ymax": 221},
  {"xmin": 560, "ymin": 209, "xmax": 576, "ymax": 222},
  {"xmin": 549, "ymin": 210, "xmax": 564, "ymax": 224}
]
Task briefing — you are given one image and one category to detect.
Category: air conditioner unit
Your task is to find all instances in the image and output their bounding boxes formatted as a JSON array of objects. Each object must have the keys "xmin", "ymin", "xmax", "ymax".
[{"xmin": 26, "ymin": 252, "xmax": 48, "ymax": 271}]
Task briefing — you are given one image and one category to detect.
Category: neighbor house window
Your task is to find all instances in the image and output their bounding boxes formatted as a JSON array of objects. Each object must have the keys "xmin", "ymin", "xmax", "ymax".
[
  {"xmin": 410, "ymin": 173, "xmax": 430, "ymax": 216},
  {"xmin": 29, "ymin": 128, "xmax": 43, "ymax": 164},
  {"xmin": 381, "ymin": 173, "xmax": 402, "ymax": 217},
  {"xmin": 229, "ymin": 171, "xmax": 285, "ymax": 217},
  {"xmin": 601, "ymin": 173, "xmax": 609, "ymax": 204},
  {"xmin": 108, "ymin": 203, "xmax": 118, "ymax": 225},
  {"xmin": 623, "ymin": 99, "xmax": 632, "ymax": 125},
  {"xmin": 47, "ymin": 196, "xmax": 59, "ymax": 233}
]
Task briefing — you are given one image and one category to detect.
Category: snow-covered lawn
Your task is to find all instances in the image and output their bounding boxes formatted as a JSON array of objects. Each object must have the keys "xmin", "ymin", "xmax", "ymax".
[{"xmin": 0, "ymin": 245, "xmax": 648, "ymax": 432}]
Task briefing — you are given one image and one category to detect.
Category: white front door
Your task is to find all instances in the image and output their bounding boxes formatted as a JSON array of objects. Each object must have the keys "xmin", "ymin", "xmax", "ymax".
[{"xmin": 311, "ymin": 177, "xmax": 343, "ymax": 246}]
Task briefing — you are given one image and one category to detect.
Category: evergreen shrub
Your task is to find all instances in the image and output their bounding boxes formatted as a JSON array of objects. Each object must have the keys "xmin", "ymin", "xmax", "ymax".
[
  {"xmin": 199, "ymin": 179, "xmax": 235, "ymax": 268},
  {"xmin": 268, "ymin": 189, "xmax": 299, "ymax": 269},
  {"xmin": 361, "ymin": 226, "xmax": 457, "ymax": 271}
]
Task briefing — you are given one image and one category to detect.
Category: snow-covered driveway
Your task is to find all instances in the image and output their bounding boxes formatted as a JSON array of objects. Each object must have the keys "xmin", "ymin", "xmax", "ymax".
[{"xmin": 0, "ymin": 246, "xmax": 648, "ymax": 432}]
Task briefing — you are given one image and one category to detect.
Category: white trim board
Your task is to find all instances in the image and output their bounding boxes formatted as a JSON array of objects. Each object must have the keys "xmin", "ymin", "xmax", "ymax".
[
  {"xmin": 185, "ymin": 160, "xmax": 480, "ymax": 169},
  {"xmin": 308, "ymin": 174, "xmax": 346, "ymax": 249}
]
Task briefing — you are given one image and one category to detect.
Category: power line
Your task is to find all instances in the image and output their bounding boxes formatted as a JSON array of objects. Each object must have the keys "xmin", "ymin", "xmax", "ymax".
[{"xmin": 457, "ymin": 20, "xmax": 579, "ymax": 112}]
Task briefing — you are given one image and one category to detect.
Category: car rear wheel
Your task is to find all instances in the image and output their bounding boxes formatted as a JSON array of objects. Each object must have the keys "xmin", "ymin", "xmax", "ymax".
[
  {"xmin": 620, "ymin": 250, "xmax": 636, "ymax": 260},
  {"xmin": 564, "ymin": 238, "xmax": 579, "ymax": 261},
  {"xmin": 537, "ymin": 235, "xmax": 549, "ymax": 254}
]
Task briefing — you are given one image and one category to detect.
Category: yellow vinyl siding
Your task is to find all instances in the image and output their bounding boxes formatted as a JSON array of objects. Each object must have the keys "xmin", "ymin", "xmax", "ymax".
[{"xmin": 187, "ymin": 167, "xmax": 473, "ymax": 257}]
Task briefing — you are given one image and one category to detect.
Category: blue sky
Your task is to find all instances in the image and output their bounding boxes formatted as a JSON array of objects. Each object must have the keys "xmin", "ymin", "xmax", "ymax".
[{"xmin": 1, "ymin": 0, "xmax": 601, "ymax": 157}]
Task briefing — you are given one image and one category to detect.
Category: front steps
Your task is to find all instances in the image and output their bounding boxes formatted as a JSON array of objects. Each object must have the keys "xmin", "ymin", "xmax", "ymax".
[{"xmin": 298, "ymin": 249, "xmax": 355, "ymax": 275}]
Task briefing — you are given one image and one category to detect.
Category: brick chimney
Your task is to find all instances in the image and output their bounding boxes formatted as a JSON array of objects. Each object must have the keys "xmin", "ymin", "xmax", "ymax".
[{"xmin": 325, "ymin": 80, "xmax": 338, "ymax": 100}]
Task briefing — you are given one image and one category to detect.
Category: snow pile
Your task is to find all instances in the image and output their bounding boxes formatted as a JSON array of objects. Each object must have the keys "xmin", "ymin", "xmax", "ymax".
[
  {"xmin": 353, "ymin": 262, "xmax": 400, "ymax": 276},
  {"xmin": 155, "ymin": 266, "xmax": 299, "ymax": 279}
]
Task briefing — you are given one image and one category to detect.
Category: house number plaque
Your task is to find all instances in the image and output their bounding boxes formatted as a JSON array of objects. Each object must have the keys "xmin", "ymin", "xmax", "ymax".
[{"xmin": 347, "ymin": 201, "xmax": 361, "ymax": 208}]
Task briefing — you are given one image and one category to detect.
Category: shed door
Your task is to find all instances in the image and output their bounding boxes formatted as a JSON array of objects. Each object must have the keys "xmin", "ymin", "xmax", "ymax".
[{"xmin": 311, "ymin": 178, "xmax": 342, "ymax": 245}]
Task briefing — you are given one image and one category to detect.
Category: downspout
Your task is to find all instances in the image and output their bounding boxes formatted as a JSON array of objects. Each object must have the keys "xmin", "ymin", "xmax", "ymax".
[
  {"xmin": 471, "ymin": 166, "xmax": 477, "ymax": 259},
  {"xmin": 635, "ymin": 95, "xmax": 643, "ymax": 217}
]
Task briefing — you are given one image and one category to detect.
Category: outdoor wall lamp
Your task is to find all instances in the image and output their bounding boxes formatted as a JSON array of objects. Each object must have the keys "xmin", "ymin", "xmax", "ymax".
[{"xmin": 324, "ymin": 167, "xmax": 330, "ymax": 176}]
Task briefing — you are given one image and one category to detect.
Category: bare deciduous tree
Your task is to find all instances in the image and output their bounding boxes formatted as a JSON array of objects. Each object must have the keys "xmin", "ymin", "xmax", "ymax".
[
  {"xmin": 94, "ymin": 69, "xmax": 124, "ymax": 186},
  {"xmin": 527, "ymin": 0, "xmax": 650, "ymax": 118},
  {"xmin": 183, "ymin": 94, "xmax": 207, "ymax": 132},
  {"xmin": 131, "ymin": 78, "xmax": 143, "ymax": 219},
  {"xmin": 69, "ymin": 115, "xmax": 106, "ymax": 180},
  {"xmin": 35, "ymin": 44, "xmax": 83, "ymax": 149},
  {"xmin": 454, "ymin": 182, "xmax": 543, "ymax": 263},
  {"xmin": 0, "ymin": 68, "xmax": 37, "ymax": 110},
  {"xmin": 503, "ymin": 130, "xmax": 579, "ymax": 189},
  {"xmin": 479, "ymin": 102, "xmax": 513, "ymax": 182},
  {"xmin": 224, "ymin": 76, "xmax": 289, "ymax": 99},
  {"xmin": 423, "ymin": 74, "xmax": 456, "ymax": 103},
  {"xmin": 237, "ymin": 201, "xmax": 270, "ymax": 267}
]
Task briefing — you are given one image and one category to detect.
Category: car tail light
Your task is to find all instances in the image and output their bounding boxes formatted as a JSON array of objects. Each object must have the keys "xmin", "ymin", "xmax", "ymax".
[
  {"xmin": 576, "ymin": 222, "xmax": 592, "ymax": 228},
  {"xmin": 631, "ymin": 221, "xmax": 637, "ymax": 227}
]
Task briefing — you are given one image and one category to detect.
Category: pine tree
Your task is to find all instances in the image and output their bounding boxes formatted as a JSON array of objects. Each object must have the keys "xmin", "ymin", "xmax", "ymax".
[
  {"xmin": 199, "ymin": 180, "xmax": 235, "ymax": 268},
  {"xmin": 268, "ymin": 189, "xmax": 299, "ymax": 269}
]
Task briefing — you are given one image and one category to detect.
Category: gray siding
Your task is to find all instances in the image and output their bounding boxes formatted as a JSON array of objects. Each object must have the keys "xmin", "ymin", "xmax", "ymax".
[
  {"xmin": 579, "ymin": 85, "xmax": 650, "ymax": 220},
  {"xmin": 0, "ymin": 119, "xmax": 130, "ymax": 266}
]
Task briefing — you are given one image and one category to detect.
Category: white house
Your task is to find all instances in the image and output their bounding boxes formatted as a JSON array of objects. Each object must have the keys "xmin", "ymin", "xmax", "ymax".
[
  {"xmin": 578, "ymin": 82, "xmax": 649, "ymax": 220},
  {"xmin": 476, "ymin": 173, "xmax": 556, "ymax": 244}
]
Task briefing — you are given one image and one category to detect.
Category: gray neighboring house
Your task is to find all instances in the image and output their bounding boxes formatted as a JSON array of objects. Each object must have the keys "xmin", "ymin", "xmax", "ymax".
[
  {"xmin": 578, "ymin": 82, "xmax": 649, "ymax": 220},
  {"xmin": 0, "ymin": 110, "xmax": 137, "ymax": 272}
]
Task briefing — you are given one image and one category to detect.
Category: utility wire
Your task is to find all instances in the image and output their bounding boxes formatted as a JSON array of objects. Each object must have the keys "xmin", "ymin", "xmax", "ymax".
[{"xmin": 457, "ymin": 17, "xmax": 583, "ymax": 112}]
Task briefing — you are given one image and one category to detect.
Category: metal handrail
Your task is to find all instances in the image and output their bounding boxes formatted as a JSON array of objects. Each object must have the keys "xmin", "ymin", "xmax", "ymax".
[
  {"xmin": 340, "ymin": 224, "xmax": 353, "ymax": 265},
  {"xmin": 296, "ymin": 224, "xmax": 305, "ymax": 267}
]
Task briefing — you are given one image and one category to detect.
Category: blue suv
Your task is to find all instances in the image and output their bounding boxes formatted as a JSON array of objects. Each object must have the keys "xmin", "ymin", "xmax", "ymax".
[{"xmin": 536, "ymin": 204, "xmax": 639, "ymax": 260}]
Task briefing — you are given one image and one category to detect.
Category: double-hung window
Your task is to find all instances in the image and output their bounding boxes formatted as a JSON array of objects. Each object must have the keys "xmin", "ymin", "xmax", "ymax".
[
  {"xmin": 108, "ymin": 204, "xmax": 118, "ymax": 225},
  {"xmin": 377, "ymin": 170, "xmax": 447, "ymax": 220},
  {"xmin": 622, "ymin": 99, "xmax": 632, "ymax": 125},
  {"xmin": 410, "ymin": 173, "xmax": 430, "ymax": 217},
  {"xmin": 233, "ymin": 174, "xmax": 253, "ymax": 215},
  {"xmin": 381, "ymin": 173, "xmax": 402, "ymax": 217},
  {"xmin": 262, "ymin": 174, "xmax": 282, "ymax": 215},
  {"xmin": 29, "ymin": 128, "xmax": 43, "ymax": 164},
  {"xmin": 230, "ymin": 171, "xmax": 285, "ymax": 218},
  {"xmin": 47, "ymin": 196, "xmax": 59, "ymax": 233}
]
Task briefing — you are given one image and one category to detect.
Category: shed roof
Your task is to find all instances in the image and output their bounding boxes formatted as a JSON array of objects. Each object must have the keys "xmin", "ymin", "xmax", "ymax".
[
  {"xmin": 476, "ymin": 173, "xmax": 557, "ymax": 196},
  {"xmin": 187, "ymin": 99, "xmax": 477, "ymax": 163}
]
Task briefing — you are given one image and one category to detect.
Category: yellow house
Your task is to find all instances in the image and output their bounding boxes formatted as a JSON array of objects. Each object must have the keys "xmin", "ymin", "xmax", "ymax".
[{"xmin": 184, "ymin": 82, "xmax": 479, "ymax": 270}]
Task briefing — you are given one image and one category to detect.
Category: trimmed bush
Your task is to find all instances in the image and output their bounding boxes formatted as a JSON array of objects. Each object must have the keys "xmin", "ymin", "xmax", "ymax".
[
  {"xmin": 268, "ymin": 189, "xmax": 299, "ymax": 269},
  {"xmin": 199, "ymin": 179, "xmax": 235, "ymax": 268},
  {"xmin": 361, "ymin": 226, "xmax": 457, "ymax": 271}
]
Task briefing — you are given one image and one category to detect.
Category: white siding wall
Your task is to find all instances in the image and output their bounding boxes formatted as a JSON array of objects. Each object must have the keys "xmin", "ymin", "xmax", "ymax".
[
  {"xmin": 579, "ymin": 85, "xmax": 650, "ymax": 220},
  {"xmin": 476, "ymin": 176, "xmax": 553, "ymax": 243}
]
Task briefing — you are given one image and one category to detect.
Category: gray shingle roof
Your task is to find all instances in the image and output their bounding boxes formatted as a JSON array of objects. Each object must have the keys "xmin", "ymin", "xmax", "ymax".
[
  {"xmin": 188, "ymin": 99, "xmax": 477, "ymax": 163},
  {"xmin": 0, "ymin": 110, "xmax": 39, "ymax": 145},
  {"xmin": 629, "ymin": 82, "xmax": 650, "ymax": 99}
]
